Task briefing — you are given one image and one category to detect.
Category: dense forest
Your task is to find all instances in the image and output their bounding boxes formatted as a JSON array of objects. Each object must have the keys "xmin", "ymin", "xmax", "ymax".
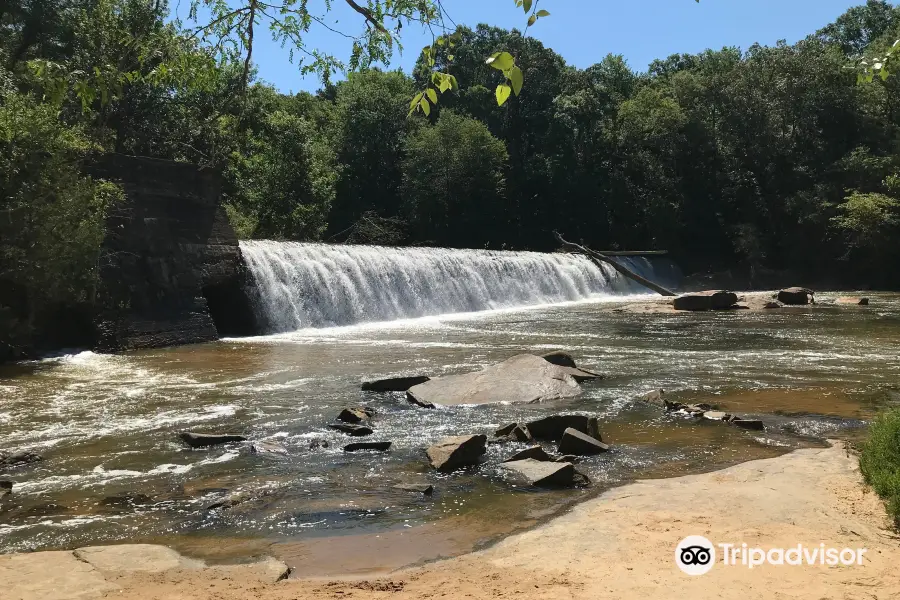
[{"xmin": 3, "ymin": 0, "xmax": 900, "ymax": 358}]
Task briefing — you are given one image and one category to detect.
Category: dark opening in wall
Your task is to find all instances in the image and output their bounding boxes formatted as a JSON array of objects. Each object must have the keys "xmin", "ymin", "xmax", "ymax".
[{"xmin": 202, "ymin": 275, "xmax": 259, "ymax": 337}]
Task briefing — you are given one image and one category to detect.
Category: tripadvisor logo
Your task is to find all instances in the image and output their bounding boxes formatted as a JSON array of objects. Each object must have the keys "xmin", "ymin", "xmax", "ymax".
[{"xmin": 675, "ymin": 536, "xmax": 868, "ymax": 575}]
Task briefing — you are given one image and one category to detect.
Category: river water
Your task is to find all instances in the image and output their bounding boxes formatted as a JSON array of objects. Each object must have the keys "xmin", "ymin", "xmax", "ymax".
[{"xmin": 1, "ymin": 243, "xmax": 898, "ymax": 575}]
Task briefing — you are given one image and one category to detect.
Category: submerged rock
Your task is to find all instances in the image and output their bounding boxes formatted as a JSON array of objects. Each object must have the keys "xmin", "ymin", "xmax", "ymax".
[
  {"xmin": 503, "ymin": 446, "xmax": 554, "ymax": 463},
  {"xmin": 500, "ymin": 459, "xmax": 589, "ymax": 488},
  {"xmin": 308, "ymin": 438, "xmax": 330, "ymax": 450},
  {"xmin": 206, "ymin": 489, "xmax": 271, "ymax": 511},
  {"xmin": 558, "ymin": 428, "xmax": 610, "ymax": 456},
  {"xmin": 244, "ymin": 441, "xmax": 289, "ymax": 456},
  {"xmin": 337, "ymin": 407, "xmax": 376, "ymax": 424},
  {"xmin": 328, "ymin": 423, "xmax": 374, "ymax": 436},
  {"xmin": 778, "ymin": 287, "xmax": 814, "ymax": 305},
  {"xmin": 179, "ymin": 432, "xmax": 247, "ymax": 448},
  {"xmin": 673, "ymin": 290, "xmax": 738, "ymax": 311},
  {"xmin": 407, "ymin": 354, "xmax": 581, "ymax": 407},
  {"xmin": 836, "ymin": 297, "xmax": 869, "ymax": 306},
  {"xmin": 526, "ymin": 415, "xmax": 601, "ymax": 441},
  {"xmin": 362, "ymin": 376, "xmax": 431, "ymax": 392},
  {"xmin": 730, "ymin": 418, "xmax": 765, "ymax": 431},
  {"xmin": 100, "ymin": 493, "xmax": 152, "ymax": 508},
  {"xmin": 427, "ymin": 435, "xmax": 487, "ymax": 472},
  {"xmin": 393, "ymin": 483, "xmax": 434, "ymax": 495},
  {"xmin": 0, "ymin": 451, "xmax": 42, "ymax": 468},
  {"xmin": 344, "ymin": 441, "xmax": 392, "ymax": 452},
  {"xmin": 0, "ymin": 480, "xmax": 11, "ymax": 496}
]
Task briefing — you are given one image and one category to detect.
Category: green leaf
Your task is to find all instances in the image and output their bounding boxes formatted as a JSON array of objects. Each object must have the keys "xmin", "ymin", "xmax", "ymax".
[
  {"xmin": 496, "ymin": 83, "xmax": 512, "ymax": 106},
  {"xmin": 536, "ymin": 9, "xmax": 550, "ymax": 16},
  {"xmin": 410, "ymin": 92, "xmax": 424, "ymax": 111},
  {"xmin": 426, "ymin": 88, "xmax": 438, "ymax": 104},
  {"xmin": 449, "ymin": 74, "xmax": 459, "ymax": 90},
  {"xmin": 439, "ymin": 77, "xmax": 451, "ymax": 93},
  {"xmin": 528, "ymin": 15, "xmax": 537, "ymax": 26},
  {"xmin": 421, "ymin": 97, "xmax": 431, "ymax": 116},
  {"xmin": 509, "ymin": 66, "xmax": 524, "ymax": 95},
  {"xmin": 523, "ymin": 0, "xmax": 532, "ymax": 12},
  {"xmin": 486, "ymin": 52, "xmax": 515, "ymax": 71}
]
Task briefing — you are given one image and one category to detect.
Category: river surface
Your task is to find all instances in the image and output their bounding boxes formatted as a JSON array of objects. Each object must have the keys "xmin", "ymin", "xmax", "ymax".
[{"xmin": 1, "ymin": 243, "xmax": 899, "ymax": 574}]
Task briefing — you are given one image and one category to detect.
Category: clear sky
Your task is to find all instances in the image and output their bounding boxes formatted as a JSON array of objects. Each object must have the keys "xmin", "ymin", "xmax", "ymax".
[{"xmin": 175, "ymin": 1, "xmax": 867, "ymax": 93}]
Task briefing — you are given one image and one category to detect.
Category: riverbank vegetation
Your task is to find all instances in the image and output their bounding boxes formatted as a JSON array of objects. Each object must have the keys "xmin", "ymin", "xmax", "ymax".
[
  {"xmin": 4, "ymin": 0, "xmax": 900, "ymax": 360},
  {"xmin": 860, "ymin": 408, "xmax": 900, "ymax": 525}
]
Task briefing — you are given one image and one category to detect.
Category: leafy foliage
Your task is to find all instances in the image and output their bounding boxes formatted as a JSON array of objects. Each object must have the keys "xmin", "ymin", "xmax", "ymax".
[{"xmin": 860, "ymin": 409, "xmax": 900, "ymax": 526}]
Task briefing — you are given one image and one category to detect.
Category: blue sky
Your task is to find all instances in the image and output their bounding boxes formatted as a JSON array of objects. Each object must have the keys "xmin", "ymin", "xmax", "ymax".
[{"xmin": 173, "ymin": 1, "xmax": 866, "ymax": 93}]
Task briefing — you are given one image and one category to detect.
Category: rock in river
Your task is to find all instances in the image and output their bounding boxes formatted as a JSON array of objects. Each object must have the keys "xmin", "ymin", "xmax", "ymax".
[
  {"xmin": 337, "ymin": 407, "xmax": 376, "ymax": 423},
  {"xmin": 344, "ymin": 441, "xmax": 392, "ymax": 452},
  {"xmin": 0, "ymin": 480, "xmax": 12, "ymax": 496},
  {"xmin": 778, "ymin": 287, "xmax": 814, "ymax": 305},
  {"xmin": 362, "ymin": 376, "xmax": 430, "ymax": 392},
  {"xmin": 500, "ymin": 459, "xmax": 588, "ymax": 488},
  {"xmin": 526, "ymin": 415, "xmax": 601, "ymax": 441},
  {"xmin": 406, "ymin": 354, "xmax": 581, "ymax": 407},
  {"xmin": 0, "ymin": 451, "xmax": 42, "ymax": 468},
  {"xmin": 540, "ymin": 351, "xmax": 578, "ymax": 368},
  {"xmin": 328, "ymin": 423, "xmax": 373, "ymax": 436},
  {"xmin": 558, "ymin": 428, "xmax": 610, "ymax": 456},
  {"xmin": 179, "ymin": 432, "xmax": 247, "ymax": 448},
  {"xmin": 673, "ymin": 290, "xmax": 738, "ymax": 311},
  {"xmin": 836, "ymin": 297, "xmax": 869, "ymax": 306},
  {"xmin": 503, "ymin": 446, "xmax": 554, "ymax": 463},
  {"xmin": 393, "ymin": 483, "xmax": 434, "ymax": 495},
  {"xmin": 730, "ymin": 418, "xmax": 765, "ymax": 431},
  {"xmin": 427, "ymin": 435, "xmax": 487, "ymax": 472}
]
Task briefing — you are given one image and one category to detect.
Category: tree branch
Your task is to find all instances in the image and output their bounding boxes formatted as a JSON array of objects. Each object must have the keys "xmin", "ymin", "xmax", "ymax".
[{"xmin": 344, "ymin": 0, "xmax": 389, "ymax": 34}]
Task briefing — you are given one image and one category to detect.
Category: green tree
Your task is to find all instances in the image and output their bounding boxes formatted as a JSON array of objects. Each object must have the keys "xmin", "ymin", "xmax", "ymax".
[{"xmin": 401, "ymin": 111, "xmax": 508, "ymax": 247}]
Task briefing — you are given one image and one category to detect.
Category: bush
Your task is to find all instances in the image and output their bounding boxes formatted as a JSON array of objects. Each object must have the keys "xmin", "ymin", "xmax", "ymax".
[
  {"xmin": 859, "ymin": 408, "xmax": 900, "ymax": 525},
  {"xmin": 0, "ymin": 94, "xmax": 121, "ymax": 358}
]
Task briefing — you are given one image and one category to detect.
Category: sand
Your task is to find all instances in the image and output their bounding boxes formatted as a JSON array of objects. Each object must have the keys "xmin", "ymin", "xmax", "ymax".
[{"xmin": 32, "ymin": 440, "xmax": 888, "ymax": 600}]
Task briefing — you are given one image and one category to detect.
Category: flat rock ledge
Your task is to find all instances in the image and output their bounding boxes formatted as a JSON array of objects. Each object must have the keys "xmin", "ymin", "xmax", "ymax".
[
  {"xmin": 0, "ymin": 544, "xmax": 290, "ymax": 600},
  {"xmin": 407, "ymin": 354, "xmax": 582, "ymax": 407}
]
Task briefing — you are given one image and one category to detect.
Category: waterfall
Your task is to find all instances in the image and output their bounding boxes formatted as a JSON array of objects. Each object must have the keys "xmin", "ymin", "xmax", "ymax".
[{"xmin": 239, "ymin": 241, "xmax": 661, "ymax": 332}]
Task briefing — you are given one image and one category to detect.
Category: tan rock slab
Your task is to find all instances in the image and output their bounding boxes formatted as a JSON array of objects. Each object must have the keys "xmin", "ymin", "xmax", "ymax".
[{"xmin": 0, "ymin": 551, "xmax": 115, "ymax": 600}]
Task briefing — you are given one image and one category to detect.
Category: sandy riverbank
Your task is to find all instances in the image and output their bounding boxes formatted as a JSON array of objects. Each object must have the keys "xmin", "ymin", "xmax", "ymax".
[{"xmin": 5, "ymin": 440, "xmax": 900, "ymax": 599}]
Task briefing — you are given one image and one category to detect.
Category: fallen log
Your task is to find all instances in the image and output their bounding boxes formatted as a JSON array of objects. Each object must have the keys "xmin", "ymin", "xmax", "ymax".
[{"xmin": 553, "ymin": 232, "xmax": 676, "ymax": 297}]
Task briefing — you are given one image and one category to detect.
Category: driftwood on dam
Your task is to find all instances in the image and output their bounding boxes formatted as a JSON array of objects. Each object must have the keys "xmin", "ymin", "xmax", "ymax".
[{"xmin": 553, "ymin": 232, "xmax": 677, "ymax": 297}]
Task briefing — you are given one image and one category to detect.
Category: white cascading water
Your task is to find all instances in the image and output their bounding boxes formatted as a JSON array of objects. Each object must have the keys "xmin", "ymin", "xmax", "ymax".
[{"xmin": 239, "ymin": 241, "xmax": 657, "ymax": 332}]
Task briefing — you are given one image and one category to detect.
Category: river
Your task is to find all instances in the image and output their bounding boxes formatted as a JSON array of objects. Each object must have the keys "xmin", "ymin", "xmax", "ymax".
[{"xmin": 1, "ymin": 243, "xmax": 898, "ymax": 575}]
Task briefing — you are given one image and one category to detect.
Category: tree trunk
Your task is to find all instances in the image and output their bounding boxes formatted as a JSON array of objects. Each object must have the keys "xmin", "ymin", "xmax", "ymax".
[{"xmin": 553, "ymin": 232, "xmax": 676, "ymax": 297}]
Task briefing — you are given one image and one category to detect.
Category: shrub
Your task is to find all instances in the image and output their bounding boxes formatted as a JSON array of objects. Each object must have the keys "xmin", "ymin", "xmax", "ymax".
[{"xmin": 859, "ymin": 408, "xmax": 900, "ymax": 526}]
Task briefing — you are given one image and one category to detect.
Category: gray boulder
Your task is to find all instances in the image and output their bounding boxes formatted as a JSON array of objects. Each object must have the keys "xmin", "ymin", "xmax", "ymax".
[
  {"xmin": 673, "ymin": 291, "xmax": 738, "ymax": 311},
  {"xmin": 500, "ymin": 459, "xmax": 589, "ymax": 488},
  {"xmin": 558, "ymin": 428, "xmax": 610, "ymax": 456},
  {"xmin": 406, "ymin": 354, "xmax": 581, "ymax": 407},
  {"xmin": 503, "ymin": 446, "xmax": 554, "ymax": 463},
  {"xmin": 526, "ymin": 415, "xmax": 602, "ymax": 441},
  {"xmin": 344, "ymin": 441, "xmax": 391, "ymax": 452},
  {"xmin": 427, "ymin": 435, "xmax": 487, "ymax": 472},
  {"xmin": 778, "ymin": 287, "xmax": 814, "ymax": 305},
  {"xmin": 362, "ymin": 376, "xmax": 430, "ymax": 392},
  {"xmin": 179, "ymin": 432, "xmax": 247, "ymax": 448},
  {"xmin": 244, "ymin": 441, "xmax": 289, "ymax": 455},
  {"xmin": 328, "ymin": 423, "xmax": 373, "ymax": 436}
]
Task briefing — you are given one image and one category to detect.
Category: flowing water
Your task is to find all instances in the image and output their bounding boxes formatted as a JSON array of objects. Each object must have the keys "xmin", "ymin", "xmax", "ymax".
[{"xmin": 1, "ymin": 242, "xmax": 899, "ymax": 575}]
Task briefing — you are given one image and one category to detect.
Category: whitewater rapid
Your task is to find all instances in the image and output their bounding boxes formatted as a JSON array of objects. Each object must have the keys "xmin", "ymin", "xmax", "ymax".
[{"xmin": 239, "ymin": 242, "xmax": 654, "ymax": 332}]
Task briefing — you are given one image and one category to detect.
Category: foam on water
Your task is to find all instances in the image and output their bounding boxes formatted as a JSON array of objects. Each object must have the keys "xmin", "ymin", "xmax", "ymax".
[{"xmin": 239, "ymin": 241, "xmax": 659, "ymax": 332}]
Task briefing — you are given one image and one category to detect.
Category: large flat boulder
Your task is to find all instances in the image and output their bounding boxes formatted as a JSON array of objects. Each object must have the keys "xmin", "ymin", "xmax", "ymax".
[
  {"xmin": 500, "ymin": 459, "xmax": 587, "ymax": 488},
  {"xmin": 73, "ymin": 544, "xmax": 203, "ymax": 574},
  {"xmin": 526, "ymin": 415, "xmax": 601, "ymax": 441},
  {"xmin": 407, "ymin": 354, "xmax": 581, "ymax": 407},
  {"xmin": 427, "ymin": 435, "xmax": 487, "ymax": 472},
  {"xmin": 673, "ymin": 291, "xmax": 738, "ymax": 311},
  {"xmin": 362, "ymin": 376, "xmax": 430, "ymax": 392},
  {"xmin": 0, "ymin": 550, "xmax": 116, "ymax": 600}
]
